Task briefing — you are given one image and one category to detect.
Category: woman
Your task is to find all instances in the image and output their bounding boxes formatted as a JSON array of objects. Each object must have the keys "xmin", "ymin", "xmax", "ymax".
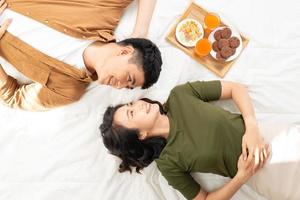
[{"xmin": 100, "ymin": 80, "xmax": 300, "ymax": 200}]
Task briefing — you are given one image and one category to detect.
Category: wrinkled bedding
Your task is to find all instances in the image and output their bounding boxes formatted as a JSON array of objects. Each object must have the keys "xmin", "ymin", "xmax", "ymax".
[{"xmin": 0, "ymin": 0, "xmax": 300, "ymax": 199}]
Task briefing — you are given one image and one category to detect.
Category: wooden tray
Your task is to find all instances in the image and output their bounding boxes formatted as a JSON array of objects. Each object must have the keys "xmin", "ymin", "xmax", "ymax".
[{"xmin": 166, "ymin": 2, "xmax": 249, "ymax": 77}]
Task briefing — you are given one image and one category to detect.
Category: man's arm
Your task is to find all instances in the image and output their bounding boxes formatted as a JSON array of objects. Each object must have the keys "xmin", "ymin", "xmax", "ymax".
[
  {"xmin": 0, "ymin": 64, "xmax": 8, "ymax": 85},
  {"xmin": 0, "ymin": 68, "xmax": 78, "ymax": 111},
  {"xmin": 0, "ymin": 13, "xmax": 47, "ymax": 111},
  {"xmin": 131, "ymin": 0, "xmax": 157, "ymax": 38},
  {"xmin": 0, "ymin": 0, "xmax": 11, "ymax": 86}
]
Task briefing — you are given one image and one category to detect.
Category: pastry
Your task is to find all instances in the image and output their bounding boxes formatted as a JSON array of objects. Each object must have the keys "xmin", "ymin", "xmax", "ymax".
[
  {"xmin": 212, "ymin": 41, "xmax": 220, "ymax": 51},
  {"xmin": 218, "ymin": 39, "xmax": 229, "ymax": 49},
  {"xmin": 229, "ymin": 37, "xmax": 240, "ymax": 48},
  {"xmin": 216, "ymin": 51, "xmax": 225, "ymax": 62},
  {"xmin": 221, "ymin": 27, "xmax": 232, "ymax": 39},
  {"xmin": 220, "ymin": 46, "xmax": 234, "ymax": 59},
  {"xmin": 214, "ymin": 30, "xmax": 222, "ymax": 41}
]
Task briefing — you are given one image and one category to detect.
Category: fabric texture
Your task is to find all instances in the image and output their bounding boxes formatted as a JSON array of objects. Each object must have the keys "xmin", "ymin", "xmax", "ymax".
[
  {"xmin": 156, "ymin": 81, "xmax": 245, "ymax": 200},
  {"xmin": 0, "ymin": 9, "xmax": 93, "ymax": 70},
  {"xmin": 7, "ymin": 0, "xmax": 133, "ymax": 41},
  {"xmin": 0, "ymin": 0, "xmax": 299, "ymax": 199}
]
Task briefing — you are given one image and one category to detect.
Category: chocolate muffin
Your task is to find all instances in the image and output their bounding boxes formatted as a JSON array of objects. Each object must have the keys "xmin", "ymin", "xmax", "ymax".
[
  {"xmin": 218, "ymin": 39, "xmax": 229, "ymax": 49},
  {"xmin": 221, "ymin": 27, "xmax": 232, "ymax": 39},
  {"xmin": 214, "ymin": 30, "xmax": 222, "ymax": 41},
  {"xmin": 220, "ymin": 46, "xmax": 234, "ymax": 59},
  {"xmin": 212, "ymin": 41, "xmax": 220, "ymax": 51},
  {"xmin": 229, "ymin": 37, "xmax": 240, "ymax": 48},
  {"xmin": 216, "ymin": 51, "xmax": 225, "ymax": 62}
]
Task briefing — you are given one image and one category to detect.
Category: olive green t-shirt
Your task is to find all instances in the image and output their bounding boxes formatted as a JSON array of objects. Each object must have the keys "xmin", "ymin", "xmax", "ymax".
[{"xmin": 155, "ymin": 81, "xmax": 245, "ymax": 200}]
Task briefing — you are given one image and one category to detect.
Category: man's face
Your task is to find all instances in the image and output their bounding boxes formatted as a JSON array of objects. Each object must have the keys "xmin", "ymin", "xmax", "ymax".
[{"xmin": 97, "ymin": 46, "xmax": 145, "ymax": 89}]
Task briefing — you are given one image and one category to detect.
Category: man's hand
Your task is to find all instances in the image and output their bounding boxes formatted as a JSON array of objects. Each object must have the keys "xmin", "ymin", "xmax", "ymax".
[
  {"xmin": 0, "ymin": 0, "xmax": 12, "ymax": 39},
  {"xmin": 0, "ymin": 0, "xmax": 8, "ymax": 15},
  {"xmin": 0, "ymin": 18, "xmax": 11, "ymax": 39}
]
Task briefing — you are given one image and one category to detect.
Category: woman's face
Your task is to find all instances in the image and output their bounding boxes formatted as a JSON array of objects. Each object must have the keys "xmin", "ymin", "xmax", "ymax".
[{"xmin": 113, "ymin": 100, "xmax": 161, "ymax": 133}]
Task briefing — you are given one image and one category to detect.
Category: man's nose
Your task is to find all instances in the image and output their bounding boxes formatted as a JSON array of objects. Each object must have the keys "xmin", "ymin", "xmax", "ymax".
[{"xmin": 118, "ymin": 81, "xmax": 132, "ymax": 89}]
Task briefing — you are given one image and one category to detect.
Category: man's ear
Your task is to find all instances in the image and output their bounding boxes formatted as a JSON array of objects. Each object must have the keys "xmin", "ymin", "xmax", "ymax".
[
  {"xmin": 119, "ymin": 45, "xmax": 134, "ymax": 56},
  {"xmin": 138, "ymin": 131, "xmax": 148, "ymax": 140}
]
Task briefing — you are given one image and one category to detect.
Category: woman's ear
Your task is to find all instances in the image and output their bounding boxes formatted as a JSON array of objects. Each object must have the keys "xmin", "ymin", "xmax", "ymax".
[{"xmin": 139, "ymin": 131, "xmax": 148, "ymax": 140}]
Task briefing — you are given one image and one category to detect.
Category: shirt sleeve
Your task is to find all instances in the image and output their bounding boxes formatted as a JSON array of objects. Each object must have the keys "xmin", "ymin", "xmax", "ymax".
[
  {"xmin": 156, "ymin": 159, "xmax": 201, "ymax": 200},
  {"xmin": 172, "ymin": 80, "xmax": 222, "ymax": 102},
  {"xmin": 0, "ymin": 75, "xmax": 74, "ymax": 111}
]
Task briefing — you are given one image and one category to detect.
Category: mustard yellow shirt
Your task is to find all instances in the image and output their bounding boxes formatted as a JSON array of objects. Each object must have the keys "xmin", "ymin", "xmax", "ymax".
[{"xmin": 0, "ymin": 0, "xmax": 133, "ymax": 111}]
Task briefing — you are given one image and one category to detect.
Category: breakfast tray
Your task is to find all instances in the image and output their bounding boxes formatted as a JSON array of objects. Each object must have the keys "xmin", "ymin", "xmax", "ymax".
[{"xmin": 166, "ymin": 2, "xmax": 249, "ymax": 77}]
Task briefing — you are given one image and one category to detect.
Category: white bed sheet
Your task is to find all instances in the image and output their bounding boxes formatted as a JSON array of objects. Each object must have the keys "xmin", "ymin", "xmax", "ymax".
[{"xmin": 0, "ymin": 0, "xmax": 300, "ymax": 199}]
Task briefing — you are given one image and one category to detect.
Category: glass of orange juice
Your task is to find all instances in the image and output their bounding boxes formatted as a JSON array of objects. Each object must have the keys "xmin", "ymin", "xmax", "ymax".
[
  {"xmin": 204, "ymin": 13, "xmax": 220, "ymax": 30},
  {"xmin": 195, "ymin": 38, "xmax": 212, "ymax": 57}
]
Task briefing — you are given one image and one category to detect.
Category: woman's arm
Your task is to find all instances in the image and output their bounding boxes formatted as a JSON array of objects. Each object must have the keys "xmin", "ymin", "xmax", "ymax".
[
  {"xmin": 130, "ymin": 0, "xmax": 157, "ymax": 38},
  {"xmin": 219, "ymin": 81, "xmax": 266, "ymax": 165},
  {"xmin": 193, "ymin": 150, "xmax": 269, "ymax": 200}
]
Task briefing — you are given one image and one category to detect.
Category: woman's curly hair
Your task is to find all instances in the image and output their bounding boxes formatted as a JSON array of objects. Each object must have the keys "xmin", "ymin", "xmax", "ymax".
[{"xmin": 100, "ymin": 98, "xmax": 166, "ymax": 173}]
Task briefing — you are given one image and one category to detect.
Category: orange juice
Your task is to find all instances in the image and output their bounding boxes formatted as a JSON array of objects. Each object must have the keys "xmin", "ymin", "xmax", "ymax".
[
  {"xmin": 204, "ymin": 13, "xmax": 220, "ymax": 30},
  {"xmin": 195, "ymin": 39, "xmax": 212, "ymax": 57}
]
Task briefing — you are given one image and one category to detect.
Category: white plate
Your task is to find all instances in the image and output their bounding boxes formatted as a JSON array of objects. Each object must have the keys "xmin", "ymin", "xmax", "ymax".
[
  {"xmin": 208, "ymin": 26, "xmax": 242, "ymax": 62},
  {"xmin": 175, "ymin": 18, "xmax": 204, "ymax": 47}
]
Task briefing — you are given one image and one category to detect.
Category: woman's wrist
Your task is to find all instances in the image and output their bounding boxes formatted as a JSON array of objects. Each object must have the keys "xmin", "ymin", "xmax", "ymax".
[
  {"xmin": 235, "ymin": 171, "xmax": 250, "ymax": 184},
  {"xmin": 243, "ymin": 116, "xmax": 258, "ymax": 131}
]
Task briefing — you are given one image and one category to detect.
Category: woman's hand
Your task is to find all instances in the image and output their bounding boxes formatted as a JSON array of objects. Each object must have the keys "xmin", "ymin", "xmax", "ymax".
[
  {"xmin": 242, "ymin": 123, "xmax": 267, "ymax": 167},
  {"xmin": 236, "ymin": 146, "xmax": 270, "ymax": 183},
  {"xmin": 193, "ymin": 149, "xmax": 270, "ymax": 200}
]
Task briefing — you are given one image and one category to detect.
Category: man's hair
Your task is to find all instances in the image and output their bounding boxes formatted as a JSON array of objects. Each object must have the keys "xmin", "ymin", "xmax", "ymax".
[{"xmin": 117, "ymin": 38, "xmax": 162, "ymax": 89}]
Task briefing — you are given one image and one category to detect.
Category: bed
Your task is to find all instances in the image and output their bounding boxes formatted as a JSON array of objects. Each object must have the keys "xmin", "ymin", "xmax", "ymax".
[{"xmin": 0, "ymin": 0, "xmax": 300, "ymax": 199}]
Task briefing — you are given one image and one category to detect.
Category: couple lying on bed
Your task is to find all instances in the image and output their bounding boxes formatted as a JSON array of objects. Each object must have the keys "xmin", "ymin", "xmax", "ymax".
[
  {"xmin": 0, "ymin": 0, "xmax": 298, "ymax": 199},
  {"xmin": 101, "ymin": 80, "xmax": 300, "ymax": 200}
]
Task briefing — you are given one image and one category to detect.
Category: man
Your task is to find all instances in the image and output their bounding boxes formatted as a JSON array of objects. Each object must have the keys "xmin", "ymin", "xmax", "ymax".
[{"xmin": 0, "ymin": 0, "xmax": 162, "ymax": 111}]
